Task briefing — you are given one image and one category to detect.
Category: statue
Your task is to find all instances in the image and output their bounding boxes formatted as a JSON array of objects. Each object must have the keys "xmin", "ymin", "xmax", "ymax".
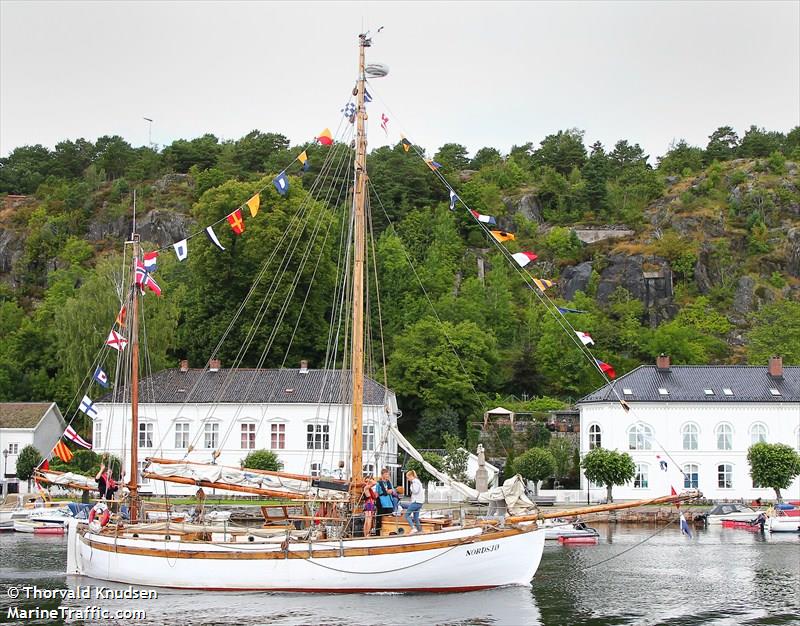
[{"xmin": 475, "ymin": 444, "xmax": 489, "ymax": 493}]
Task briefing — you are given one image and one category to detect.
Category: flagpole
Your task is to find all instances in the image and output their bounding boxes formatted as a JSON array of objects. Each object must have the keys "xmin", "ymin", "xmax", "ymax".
[
  {"xmin": 129, "ymin": 234, "xmax": 140, "ymax": 523},
  {"xmin": 349, "ymin": 33, "xmax": 369, "ymax": 502}
]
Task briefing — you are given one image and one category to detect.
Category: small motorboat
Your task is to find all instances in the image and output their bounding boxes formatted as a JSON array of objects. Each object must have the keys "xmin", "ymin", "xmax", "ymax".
[
  {"xmin": 702, "ymin": 503, "xmax": 760, "ymax": 525},
  {"xmin": 540, "ymin": 519, "xmax": 600, "ymax": 541},
  {"xmin": 13, "ymin": 507, "xmax": 75, "ymax": 533},
  {"xmin": 767, "ymin": 505, "xmax": 800, "ymax": 533}
]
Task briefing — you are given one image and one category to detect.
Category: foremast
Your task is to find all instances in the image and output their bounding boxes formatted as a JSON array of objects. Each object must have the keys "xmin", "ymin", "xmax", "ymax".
[{"xmin": 349, "ymin": 33, "xmax": 370, "ymax": 501}]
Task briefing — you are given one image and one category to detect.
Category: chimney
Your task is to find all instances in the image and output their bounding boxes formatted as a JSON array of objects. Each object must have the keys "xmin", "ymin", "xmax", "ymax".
[
  {"xmin": 299, "ymin": 359, "xmax": 309, "ymax": 374},
  {"xmin": 209, "ymin": 359, "xmax": 221, "ymax": 372},
  {"xmin": 656, "ymin": 354, "xmax": 671, "ymax": 372},
  {"xmin": 180, "ymin": 359, "xmax": 189, "ymax": 373},
  {"xmin": 768, "ymin": 355, "xmax": 783, "ymax": 379}
]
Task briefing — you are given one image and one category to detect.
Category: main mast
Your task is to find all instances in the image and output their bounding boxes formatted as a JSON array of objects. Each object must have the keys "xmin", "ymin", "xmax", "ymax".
[
  {"xmin": 350, "ymin": 33, "xmax": 370, "ymax": 498},
  {"xmin": 128, "ymin": 233, "xmax": 140, "ymax": 522}
]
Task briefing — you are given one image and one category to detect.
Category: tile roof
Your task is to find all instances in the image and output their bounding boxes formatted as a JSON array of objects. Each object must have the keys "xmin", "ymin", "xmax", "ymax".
[
  {"xmin": 0, "ymin": 402, "xmax": 54, "ymax": 429},
  {"xmin": 99, "ymin": 368, "xmax": 392, "ymax": 405},
  {"xmin": 579, "ymin": 365, "xmax": 800, "ymax": 404}
]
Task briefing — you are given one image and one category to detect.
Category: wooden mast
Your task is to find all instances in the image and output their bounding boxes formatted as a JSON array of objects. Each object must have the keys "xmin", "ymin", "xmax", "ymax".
[
  {"xmin": 350, "ymin": 33, "xmax": 369, "ymax": 499},
  {"xmin": 128, "ymin": 233, "xmax": 140, "ymax": 522}
]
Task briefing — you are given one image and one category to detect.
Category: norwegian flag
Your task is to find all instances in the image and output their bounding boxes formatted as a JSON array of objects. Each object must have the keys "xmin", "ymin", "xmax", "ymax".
[
  {"xmin": 135, "ymin": 260, "xmax": 162, "ymax": 296},
  {"xmin": 64, "ymin": 425, "xmax": 92, "ymax": 449}
]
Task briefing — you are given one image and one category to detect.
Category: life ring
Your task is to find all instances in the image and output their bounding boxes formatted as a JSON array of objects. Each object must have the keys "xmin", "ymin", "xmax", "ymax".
[{"xmin": 88, "ymin": 504, "xmax": 110, "ymax": 527}]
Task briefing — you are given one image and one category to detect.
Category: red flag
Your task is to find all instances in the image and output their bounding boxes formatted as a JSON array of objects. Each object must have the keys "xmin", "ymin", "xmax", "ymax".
[
  {"xmin": 116, "ymin": 305, "xmax": 127, "ymax": 327},
  {"xmin": 596, "ymin": 359, "xmax": 616, "ymax": 379},
  {"xmin": 671, "ymin": 485, "xmax": 681, "ymax": 510},
  {"xmin": 41, "ymin": 459, "xmax": 49, "ymax": 472},
  {"xmin": 227, "ymin": 208, "xmax": 245, "ymax": 235},
  {"xmin": 316, "ymin": 128, "xmax": 333, "ymax": 146}
]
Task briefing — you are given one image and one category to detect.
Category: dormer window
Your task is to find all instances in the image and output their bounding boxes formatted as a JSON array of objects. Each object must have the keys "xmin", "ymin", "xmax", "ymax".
[
  {"xmin": 723, "ymin": 388, "xmax": 733, "ymax": 396},
  {"xmin": 704, "ymin": 389, "xmax": 714, "ymax": 395},
  {"xmin": 623, "ymin": 389, "xmax": 633, "ymax": 395},
  {"xmin": 658, "ymin": 388, "xmax": 669, "ymax": 396},
  {"xmin": 284, "ymin": 388, "xmax": 295, "ymax": 394},
  {"xmin": 769, "ymin": 388, "xmax": 781, "ymax": 396}
]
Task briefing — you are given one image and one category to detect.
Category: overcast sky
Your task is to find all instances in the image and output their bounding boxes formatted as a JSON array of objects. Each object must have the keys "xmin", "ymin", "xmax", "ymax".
[{"xmin": 1, "ymin": 1, "xmax": 798, "ymax": 161}]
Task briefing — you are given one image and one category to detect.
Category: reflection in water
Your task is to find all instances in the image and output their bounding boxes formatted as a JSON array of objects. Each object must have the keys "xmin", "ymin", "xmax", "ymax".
[{"xmin": 1, "ymin": 525, "xmax": 798, "ymax": 625}]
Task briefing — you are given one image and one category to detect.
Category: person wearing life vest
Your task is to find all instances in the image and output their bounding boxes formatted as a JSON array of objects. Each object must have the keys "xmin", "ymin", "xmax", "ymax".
[
  {"xmin": 95, "ymin": 463, "xmax": 119, "ymax": 501},
  {"xmin": 88, "ymin": 502, "xmax": 111, "ymax": 531}
]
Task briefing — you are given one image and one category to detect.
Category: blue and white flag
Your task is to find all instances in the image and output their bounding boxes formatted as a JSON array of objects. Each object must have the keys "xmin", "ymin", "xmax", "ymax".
[
  {"xmin": 342, "ymin": 102, "xmax": 356, "ymax": 118},
  {"xmin": 205, "ymin": 226, "xmax": 225, "ymax": 251},
  {"xmin": 364, "ymin": 89, "xmax": 373, "ymax": 103},
  {"xmin": 93, "ymin": 366, "xmax": 110, "ymax": 388},
  {"xmin": 449, "ymin": 190, "xmax": 458, "ymax": 211},
  {"xmin": 558, "ymin": 307, "xmax": 588, "ymax": 314},
  {"xmin": 173, "ymin": 239, "xmax": 188, "ymax": 261},
  {"xmin": 679, "ymin": 512, "xmax": 692, "ymax": 538},
  {"xmin": 79, "ymin": 394, "xmax": 99, "ymax": 419},
  {"xmin": 273, "ymin": 172, "xmax": 289, "ymax": 196}
]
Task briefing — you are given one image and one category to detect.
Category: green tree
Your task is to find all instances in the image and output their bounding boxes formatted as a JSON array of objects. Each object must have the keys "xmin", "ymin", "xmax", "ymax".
[
  {"xmin": 746, "ymin": 302, "xmax": 800, "ymax": 364},
  {"xmin": 738, "ymin": 125, "xmax": 784, "ymax": 158},
  {"xmin": 532, "ymin": 129, "xmax": 587, "ymax": 175},
  {"xmin": 470, "ymin": 147, "xmax": 502, "ymax": 170},
  {"xmin": 242, "ymin": 449, "xmax": 283, "ymax": 471},
  {"xmin": 548, "ymin": 437, "xmax": 574, "ymax": 483},
  {"xmin": 583, "ymin": 141, "xmax": 610, "ymax": 214},
  {"xmin": 0, "ymin": 144, "xmax": 53, "ymax": 193},
  {"xmin": 514, "ymin": 448, "xmax": 556, "ymax": 495},
  {"xmin": 442, "ymin": 432, "xmax": 469, "ymax": 482},
  {"xmin": 747, "ymin": 442, "xmax": 800, "ymax": 501},
  {"xmin": 95, "ymin": 135, "xmax": 135, "ymax": 179},
  {"xmin": 231, "ymin": 130, "xmax": 290, "ymax": 173},
  {"xmin": 163, "ymin": 134, "xmax": 222, "ymax": 173},
  {"xmin": 15, "ymin": 444, "xmax": 42, "ymax": 482},
  {"xmin": 434, "ymin": 143, "xmax": 470, "ymax": 171},
  {"xmin": 705, "ymin": 126, "xmax": 739, "ymax": 163},
  {"xmin": 609, "ymin": 139, "xmax": 648, "ymax": 174},
  {"xmin": 406, "ymin": 452, "xmax": 445, "ymax": 501},
  {"xmin": 415, "ymin": 406, "xmax": 460, "ymax": 448},
  {"xmin": 581, "ymin": 447, "xmax": 635, "ymax": 502},
  {"xmin": 657, "ymin": 139, "xmax": 704, "ymax": 175}
]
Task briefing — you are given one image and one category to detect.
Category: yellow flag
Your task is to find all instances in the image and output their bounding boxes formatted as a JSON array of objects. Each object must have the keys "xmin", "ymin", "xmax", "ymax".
[
  {"xmin": 490, "ymin": 230, "xmax": 516, "ymax": 243},
  {"xmin": 533, "ymin": 278, "xmax": 555, "ymax": 291},
  {"xmin": 246, "ymin": 193, "xmax": 260, "ymax": 217},
  {"xmin": 297, "ymin": 151, "xmax": 308, "ymax": 165}
]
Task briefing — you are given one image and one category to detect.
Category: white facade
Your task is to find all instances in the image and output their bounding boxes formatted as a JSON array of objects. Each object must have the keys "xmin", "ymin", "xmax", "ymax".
[
  {"xmin": 579, "ymin": 401, "xmax": 800, "ymax": 501},
  {"xmin": 95, "ymin": 388, "xmax": 400, "ymax": 496}
]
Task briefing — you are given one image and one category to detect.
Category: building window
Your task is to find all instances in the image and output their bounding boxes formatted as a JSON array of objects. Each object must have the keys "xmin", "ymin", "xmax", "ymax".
[
  {"xmin": 363, "ymin": 463, "xmax": 375, "ymax": 476},
  {"xmin": 716, "ymin": 424, "xmax": 733, "ymax": 450},
  {"xmin": 138, "ymin": 423, "xmax": 153, "ymax": 448},
  {"xmin": 627, "ymin": 423, "xmax": 653, "ymax": 450},
  {"xmin": 8, "ymin": 442, "xmax": 19, "ymax": 455},
  {"xmin": 138, "ymin": 461, "xmax": 150, "ymax": 485},
  {"xmin": 363, "ymin": 424, "xmax": 375, "ymax": 451},
  {"xmin": 306, "ymin": 424, "xmax": 329, "ymax": 450},
  {"xmin": 240, "ymin": 423, "xmax": 256, "ymax": 449},
  {"xmin": 717, "ymin": 463, "xmax": 733, "ymax": 489},
  {"xmin": 682, "ymin": 423, "xmax": 699, "ymax": 451},
  {"xmin": 749, "ymin": 423, "xmax": 767, "ymax": 445},
  {"xmin": 633, "ymin": 464, "xmax": 649, "ymax": 489},
  {"xmin": 204, "ymin": 423, "xmax": 219, "ymax": 449},
  {"xmin": 270, "ymin": 424, "xmax": 286, "ymax": 450},
  {"xmin": 175, "ymin": 423, "xmax": 189, "ymax": 449},
  {"xmin": 310, "ymin": 462, "xmax": 321, "ymax": 477},
  {"xmin": 683, "ymin": 463, "xmax": 699, "ymax": 489},
  {"xmin": 93, "ymin": 421, "xmax": 102, "ymax": 448},
  {"xmin": 589, "ymin": 424, "xmax": 602, "ymax": 449}
]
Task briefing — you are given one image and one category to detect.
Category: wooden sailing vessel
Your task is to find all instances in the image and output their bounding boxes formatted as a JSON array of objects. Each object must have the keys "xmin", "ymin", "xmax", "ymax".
[{"xmin": 66, "ymin": 32, "xmax": 697, "ymax": 592}]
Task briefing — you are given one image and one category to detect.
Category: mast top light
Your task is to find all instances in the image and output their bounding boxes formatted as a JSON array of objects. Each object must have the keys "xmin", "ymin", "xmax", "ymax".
[{"xmin": 365, "ymin": 63, "xmax": 389, "ymax": 78}]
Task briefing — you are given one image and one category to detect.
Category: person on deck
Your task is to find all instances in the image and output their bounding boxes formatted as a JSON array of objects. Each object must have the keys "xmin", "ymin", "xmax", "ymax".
[
  {"xmin": 403, "ymin": 470, "xmax": 424, "ymax": 534},
  {"xmin": 375, "ymin": 468, "xmax": 399, "ymax": 533},
  {"xmin": 362, "ymin": 476, "xmax": 377, "ymax": 537},
  {"xmin": 95, "ymin": 463, "xmax": 118, "ymax": 501}
]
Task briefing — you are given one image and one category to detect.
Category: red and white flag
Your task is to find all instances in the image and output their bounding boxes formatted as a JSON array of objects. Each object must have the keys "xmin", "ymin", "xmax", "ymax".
[
  {"xmin": 106, "ymin": 329, "xmax": 128, "ymax": 352},
  {"xmin": 575, "ymin": 331, "xmax": 594, "ymax": 346},
  {"xmin": 380, "ymin": 113, "xmax": 389, "ymax": 136},
  {"xmin": 64, "ymin": 425, "xmax": 92, "ymax": 449},
  {"xmin": 512, "ymin": 251, "xmax": 538, "ymax": 267}
]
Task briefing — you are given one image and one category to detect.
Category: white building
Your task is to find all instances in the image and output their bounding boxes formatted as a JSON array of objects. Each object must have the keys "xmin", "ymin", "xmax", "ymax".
[
  {"xmin": 94, "ymin": 362, "xmax": 401, "ymax": 495},
  {"xmin": 0, "ymin": 402, "xmax": 66, "ymax": 493},
  {"xmin": 578, "ymin": 356, "xmax": 800, "ymax": 502}
]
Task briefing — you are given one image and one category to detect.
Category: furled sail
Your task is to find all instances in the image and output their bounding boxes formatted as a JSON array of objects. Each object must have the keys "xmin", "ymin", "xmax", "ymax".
[{"xmin": 35, "ymin": 470, "xmax": 97, "ymax": 491}]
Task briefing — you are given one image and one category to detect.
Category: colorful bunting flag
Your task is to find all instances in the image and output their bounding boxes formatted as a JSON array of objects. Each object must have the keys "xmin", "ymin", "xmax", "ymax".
[
  {"xmin": 205, "ymin": 226, "xmax": 226, "ymax": 251},
  {"xmin": 79, "ymin": 394, "xmax": 99, "ymax": 419},
  {"xmin": 143, "ymin": 273, "xmax": 162, "ymax": 296},
  {"xmin": 342, "ymin": 102, "xmax": 356, "ymax": 119},
  {"xmin": 401, "ymin": 136, "xmax": 411, "ymax": 153},
  {"xmin": 246, "ymin": 193, "xmax": 260, "ymax": 217},
  {"xmin": 532, "ymin": 278, "xmax": 555, "ymax": 291},
  {"xmin": 143, "ymin": 251, "xmax": 158, "ymax": 273},
  {"xmin": 575, "ymin": 331, "xmax": 595, "ymax": 346},
  {"xmin": 558, "ymin": 307, "xmax": 587, "ymax": 314},
  {"xmin": 596, "ymin": 358, "xmax": 616, "ymax": 379},
  {"xmin": 316, "ymin": 128, "xmax": 334, "ymax": 146},
  {"xmin": 227, "ymin": 208, "xmax": 245, "ymax": 235},
  {"xmin": 93, "ymin": 366, "xmax": 110, "ymax": 388},
  {"xmin": 273, "ymin": 172, "xmax": 289, "ymax": 196},
  {"xmin": 173, "ymin": 239, "xmax": 188, "ymax": 261},
  {"xmin": 53, "ymin": 441, "xmax": 73, "ymax": 463},
  {"xmin": 364, "ymin": 89, "xmax": 373, "ymax": 103},
  {"xmin": 470, "ymin": 209, "xmax": 497, "ymax": 225},
  {"xmin": 106, "ymin": 329, "xmax": 128, "ymax": 352},
  {"xmin": 679, "ymin": 512, "xmax": 693, "ymax": 538},
  {"xmin": 134, "ymin": 260, "xmax": 162, "ymax": 296},
  {"xmin": 115, "ymin": 305, "xmax": 127, "ymax": 327},
  {"xmin": 511, "ymin": 251, "xmax": 538, "ymax": 267},
  {"xmin": 657, "ymin": 456, "xmax": 668, "ymax": 472},
  {"xmin": 64, "ymin": 425, "xmax": 92, "ymax": 450},
  {"xmin": 490, "ymin": 230, "xmax": 515, "ymax": 243},
  {"xmin": 425, "ymin": 160, "xmax": 442, "ymax": 171},
  {"xmin": 134, "ymin": 259, "xmax": 147, "ymax": 288},
  {"xmin": 449, "ymin": 189, "xmax": 458, "ymax": 211},
  {"xmin": 380, "ymin": 113, "xmax": 389, "ymax": 135},
  {"xmin": 297, "ymin": 151, "xmax": 310, "ymax": 172}
]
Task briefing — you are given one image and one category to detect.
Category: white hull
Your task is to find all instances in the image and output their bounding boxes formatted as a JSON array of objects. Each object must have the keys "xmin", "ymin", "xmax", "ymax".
[
  {"xmin": 542, "ymin": 523, "xmax": 599, "ymax": 540},
  {"xmin": 767, "ymin": 516, "xmax": 800, "ymax": 533},
  {"xmin": 707, "ymin": 512, "xmax": 760, "ymax": 525},
  {"xmin": 67, "ymin": 521, "xmax": 545, "ymax": 592}
]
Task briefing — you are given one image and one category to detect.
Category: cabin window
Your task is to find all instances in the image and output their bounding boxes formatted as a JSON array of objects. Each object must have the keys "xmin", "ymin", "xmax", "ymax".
[
  {"xmin": 174, "ymin": 422, "xmax": 189, "ymax": 449},
  {"xmin": 8, "ymin": 442, "xmax": 19, "ymax": 455},
  {"xmin": 204, "ymin": 423, "xmax": 219, "ymax": 449},
  {"xmin": 589, "ymin": 424, "xmax": 602, "ymax": 449},
  {"xmin": 717, "ymin": 463, "xmax": 733, "ymax": 489},
  {"xmin": 749, "ymin": 423, "xmax": 767, "ymax": 445},
  {"xmin": 138, "ymin": 423, "xmax": 153, "ymax": 448},
  {"xmin": 633, "ymin": 464, "xmax": 649, "ymax": 489},
  {"xmin": 682, "ymin": 423, "xmax": 699, "ymax": 450},
  {"xmin": 241, "ymin": 423, "xmax": 256, "ymax": 449},
  {"xmin": 306, "ymin": 424, "xmax": 329, "ymax": 450},
  {"xmin": 716, "ymin": 424, "xmax": 733, "ymax": 450},
  {"xmin": 683, "ymin": 463, "xmax": 699, "ymax": 489},
  {"xmin": 627, "ymin": 423, "xmax": 653, "ymax": 450},
  {"xmin": 362, "ymin": 424, "xmax": 375, "ymax": 451},
  {"xmin": 310, "ymin": 462, "xmax": 321, "ymax": 477},
  {"xmin": 270, "ymin": 424, "xmax": 286, "ymax": 450}
]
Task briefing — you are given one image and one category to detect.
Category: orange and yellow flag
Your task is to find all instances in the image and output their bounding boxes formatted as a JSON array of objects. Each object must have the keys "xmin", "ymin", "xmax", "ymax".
[
  {"xmin": 227, "ymin": 208, "xmax": 245, "ymax": 235},
  {"xmin": 490, "ymin": 230, "xmax": 516, "ymax": 243},
  {"xmin": 245, "ymin": 193, "xmax": 260, "ymax": 218},
  {"xmin": 53, "ymin": 440, "xmax": 73, "ymax": 463}
]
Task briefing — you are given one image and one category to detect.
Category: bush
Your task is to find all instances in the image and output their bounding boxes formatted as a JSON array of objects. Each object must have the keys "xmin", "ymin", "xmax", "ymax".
[
  {"xmin": 241, "ymin": 449, "xmax": 283, "ymax": 472},
  {"xmin": 15, "ymin": 445, "xmax": 42, "ymax": 482}
]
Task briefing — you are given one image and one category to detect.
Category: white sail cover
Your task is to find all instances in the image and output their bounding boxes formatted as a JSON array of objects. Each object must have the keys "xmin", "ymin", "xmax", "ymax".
[
  {"xmin": 388, "ymin": 425, "xmax": 536, "ymax": 515},
  {"xmin": 39, "ymin": 471, "xmax": 97, "ymax": 490}
]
